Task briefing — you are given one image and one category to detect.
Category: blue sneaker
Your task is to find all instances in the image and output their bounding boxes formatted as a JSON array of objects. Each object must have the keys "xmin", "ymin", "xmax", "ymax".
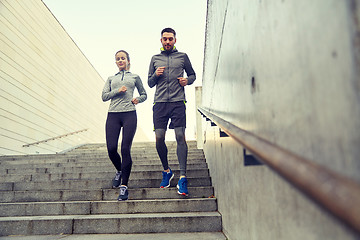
[
  {"xmin": 117, "ymin": 186, "xmax": 128, "ymax": 201},
  {"xmin": 177, "ymin": 177, "xmax": 189, "ymax": 196},
  {"xmin": 160, "ymin": 168, "xmax": 174, "ymax": 188}
]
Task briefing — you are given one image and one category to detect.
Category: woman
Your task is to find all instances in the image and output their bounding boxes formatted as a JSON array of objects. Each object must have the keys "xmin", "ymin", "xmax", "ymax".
[{"xmin": 102, "ymin": 50, "xmax": 147, "ymax": 201}]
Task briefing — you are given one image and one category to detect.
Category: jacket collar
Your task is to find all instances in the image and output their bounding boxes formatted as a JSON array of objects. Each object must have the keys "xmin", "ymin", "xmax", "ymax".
[
  {"xmin": 160, "ymin": 46, "xmax": 177, "ymax": 54},
  {"xmin": 115, "ymin": 70, "xmax": 130, "ymax": 75}
]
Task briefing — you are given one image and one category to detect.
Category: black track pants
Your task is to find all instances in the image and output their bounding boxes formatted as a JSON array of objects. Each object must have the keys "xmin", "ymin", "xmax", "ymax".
[{"xmin": 105, "ymin": 111, "xmax": 137, "ymax": 186}]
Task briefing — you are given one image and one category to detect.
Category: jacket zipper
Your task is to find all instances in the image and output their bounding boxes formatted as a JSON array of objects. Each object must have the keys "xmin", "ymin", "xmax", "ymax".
[{"xmin": 167, "ymin": 55, "xmax": 170, "ymax": 101}]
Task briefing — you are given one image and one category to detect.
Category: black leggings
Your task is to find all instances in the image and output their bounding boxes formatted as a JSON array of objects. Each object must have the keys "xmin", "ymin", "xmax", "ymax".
[{"xmin": 105, "ymin": 111, "xmax": 137, "ymax": 186}]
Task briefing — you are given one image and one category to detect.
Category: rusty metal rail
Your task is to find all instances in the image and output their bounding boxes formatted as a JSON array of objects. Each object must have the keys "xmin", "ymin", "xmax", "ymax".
[
  {"xmin": 198, "ymin": 106, "xmax": 360, "ymax": 233},
  {"xmin": 23, "ymin": 129, "xmax": 88, "ymax": 147}
]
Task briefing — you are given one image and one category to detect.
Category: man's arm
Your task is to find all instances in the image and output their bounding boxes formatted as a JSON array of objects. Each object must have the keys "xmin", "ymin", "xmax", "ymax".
[
  {"xmin": 148, "ymin": 56, "xmax": 158, "ymax": 88},
  {"xmin": 184, "ymin": 53, "xmax": 196, "ymax": 85},
  {"xmin": 134, "ymin": 75, "xmax": 147, "ymax": 103}
]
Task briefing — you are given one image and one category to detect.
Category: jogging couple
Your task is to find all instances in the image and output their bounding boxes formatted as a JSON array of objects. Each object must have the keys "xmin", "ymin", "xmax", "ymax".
[{"xmin": 101, "ymin": 27, "xmax": 196, "ymax": 201}]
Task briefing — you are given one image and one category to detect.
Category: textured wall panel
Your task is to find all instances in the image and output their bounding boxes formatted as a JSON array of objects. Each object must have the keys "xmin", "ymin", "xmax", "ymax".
[
  {"xmin": 0, "ymin": 0, "xmax": 108, "ymax": 155},
  {"xmin": 202, "ymin": 0, "xmax": 360, "ymax": 239}
]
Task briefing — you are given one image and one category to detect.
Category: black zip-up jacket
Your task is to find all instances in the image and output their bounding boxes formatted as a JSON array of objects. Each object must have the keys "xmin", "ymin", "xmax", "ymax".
[{"xmin": 148, "ymin": 48, "xmax": 196, "ymax": 102}]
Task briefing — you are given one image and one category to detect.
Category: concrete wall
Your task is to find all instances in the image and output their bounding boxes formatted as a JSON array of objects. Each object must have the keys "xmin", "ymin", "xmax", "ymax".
[
  {"xmin": 202, "ymin": 0, "xmax": 360, "ymax": 239},
  {"xmin": 0, "ymin": 0, "xmax": 110, "ymax": 155}
]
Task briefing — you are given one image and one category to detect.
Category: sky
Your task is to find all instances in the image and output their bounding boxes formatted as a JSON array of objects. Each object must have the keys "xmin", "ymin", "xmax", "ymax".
[{"xmin": 42, "ymin": 0, "xmax": 208, "ymax": 141}]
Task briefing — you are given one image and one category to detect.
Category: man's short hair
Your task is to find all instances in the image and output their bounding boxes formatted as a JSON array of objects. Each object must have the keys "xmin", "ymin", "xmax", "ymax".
[{"xmin": 161, "ymin": 27, "xmax": 176, "ymax": 37}]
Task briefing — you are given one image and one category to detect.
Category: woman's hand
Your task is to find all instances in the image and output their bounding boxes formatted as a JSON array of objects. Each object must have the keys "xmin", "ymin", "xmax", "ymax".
[
  {"xmin": 119, "ymin": 86, "xmax": 127, "ymax": 93},
  {"xmin": 132, "ymin": 98, "xmax": 139, "ymax": 105}
]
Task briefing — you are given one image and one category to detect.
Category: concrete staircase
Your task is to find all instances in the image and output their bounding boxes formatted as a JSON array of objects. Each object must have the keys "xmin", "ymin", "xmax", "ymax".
[{"xmin": 0, "ymin": 141, "xmax": 225, "ymax": 239}]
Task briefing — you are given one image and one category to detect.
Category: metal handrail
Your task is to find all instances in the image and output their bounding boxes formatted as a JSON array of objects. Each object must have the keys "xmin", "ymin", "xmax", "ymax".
[
  {"xmin": 23, "ymin": 129, "xmax": 88, "ymax": 147},
  {"xmin": 198, "ymin": 106, "xmax": 360, "ymax": 233}
]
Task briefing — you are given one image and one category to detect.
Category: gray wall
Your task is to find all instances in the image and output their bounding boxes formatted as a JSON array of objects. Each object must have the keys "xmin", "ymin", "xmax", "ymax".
[
  {"xmin": 201, "ymin": 0, "xmax": 360, "ymax": 239},
  {"xmin": 0, "ymin": 0, "xmax": 109, "ymax": 155}
]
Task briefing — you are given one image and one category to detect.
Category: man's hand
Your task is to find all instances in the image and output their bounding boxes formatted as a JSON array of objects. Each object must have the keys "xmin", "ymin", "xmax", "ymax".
[
  {"xmin": 178, "ymin": 77, "xmax": 188, "ymax": 87},
  {"xmin": 155, "ymin": 67, "xmax": 165, "ymax": 76},
  {"xmin": 119, "ymin": 86, "xmax": 127, "ymax": 93},
  {"xmin": 132, "ymin": 98, "xmax": 139, "ymax": 105}
]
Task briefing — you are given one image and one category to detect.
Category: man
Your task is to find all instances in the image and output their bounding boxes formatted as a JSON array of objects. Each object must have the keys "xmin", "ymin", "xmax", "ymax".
[{"xmin": 148, "ymin": 27, "xmax": 196, "ymax": 196}]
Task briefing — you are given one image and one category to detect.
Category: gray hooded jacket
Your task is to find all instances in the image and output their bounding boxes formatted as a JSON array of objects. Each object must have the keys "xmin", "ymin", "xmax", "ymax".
[{"xmin": 148, "ymin": 48, "xmax": 196, "ymax": 103}]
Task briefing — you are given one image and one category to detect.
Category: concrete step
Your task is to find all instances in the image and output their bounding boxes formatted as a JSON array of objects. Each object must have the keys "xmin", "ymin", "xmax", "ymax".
[
  {"xmin": 0, "ymin": 141, "xmax": 222, "ymax": 237},
  {"xmin": 69, "ymin": 143, "xmax": 200, "ymax": 149},
  {"xmin": 67, "ymin": 150, "xmax": 204, "ymax": 157},
  {"xmin": 1, "ymin": 162, "xmax": 209, "ymax": 174},
  {"xmin": 64, "ymin": 148, "xmax": 204, "ymax": 154},
  {"xmin": 0, "ymin": 152, "xmax": 204, "ymax": 164},
  {"xmin": 58, "ymin": 153, "xmax": 205, "ymax": 160},
  {"xmin": 0, "ymin": 176, "xmax": 211, "ymax": 191},
  {"xmin": 0, "ymin": 168, "xmax": 210, "ymax": 182},
  {"xmin": 0, "ymin": 186, "xmax": 215, "ymax": 203},
  {"xmin": 0, "ymin": 198, "xmax": 217, "ymax": 217},
  {"xmin": 0, "ymin": 159, "xmax": 206, "ymax": 171},
  {"xmin": 0, "ymin": 142, "xmax": 201, "ymax": 161},
  {"xmin": 0, "ymin": 212, "xmax": 222, "ymax": 236},
  {"xmin": 0, "ymin": 154, "xmax": 205, "ymax": 166},
  {"xmin": 68, "ymin": 141, "xmax": 199, "ymax": 150},
  {"xmin": 0, "ymin": 232, "xmax": 227, "ymax": 240}
]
